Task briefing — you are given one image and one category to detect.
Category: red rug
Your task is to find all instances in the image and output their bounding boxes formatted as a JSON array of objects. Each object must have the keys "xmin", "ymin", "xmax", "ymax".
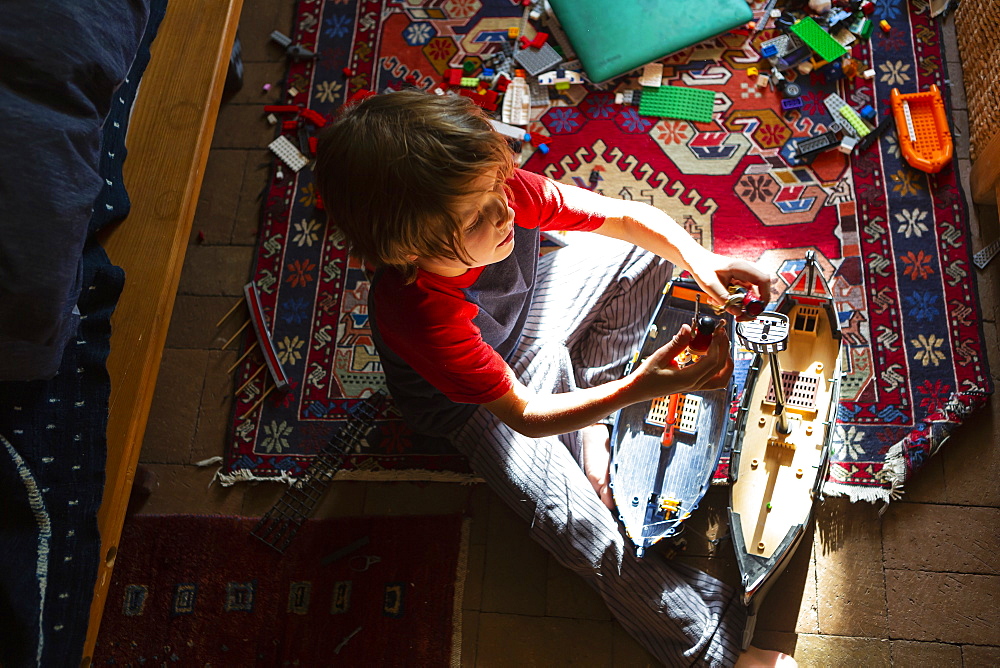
[
  {"xmin": 93, "ymin": 514, "xmax": 467, "ymax": 666},
  {"xmin": 223, "ymin": 0, "xmax": 993, "ymax": 504}
]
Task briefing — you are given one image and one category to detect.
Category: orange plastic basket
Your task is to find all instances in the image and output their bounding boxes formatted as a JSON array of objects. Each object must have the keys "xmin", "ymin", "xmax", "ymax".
[{"xmin": 890, "ymin": 85, "xmax": 953, "ymax": 173}]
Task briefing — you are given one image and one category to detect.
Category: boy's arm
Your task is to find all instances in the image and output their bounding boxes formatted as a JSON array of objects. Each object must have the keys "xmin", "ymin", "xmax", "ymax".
[
  {"xmin": 484, "ymin": 323, "xmax": 733, "ymax": 438},
  {"xmin": 552, "ymin": 180, "xmax": 773, "ymax": 314}
]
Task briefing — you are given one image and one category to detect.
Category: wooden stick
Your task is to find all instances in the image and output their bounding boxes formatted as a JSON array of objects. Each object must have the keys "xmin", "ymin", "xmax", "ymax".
[
  {"xmin": 221, "ymin": 319, "xmax": 250, "ymax": 349},
  {"xmin": 236, "ymin": 365, "xmax": 266, "ymax": 395},
  {"xmin": 243, "ymin": 384, "xmax": 276, "ymax": 417},
  {"xmin": 215, "ymin": 298, "xmax": 245, "ymax": 328},
  {"xmin": 227, "ymin": 341, "xmax": 259, "ymax": 374}
]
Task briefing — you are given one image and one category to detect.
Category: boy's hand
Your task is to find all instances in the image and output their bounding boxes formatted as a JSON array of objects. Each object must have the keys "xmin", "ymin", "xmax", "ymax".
[
  {"xmin": 686, "ymin": 252, "xmax": 774, "ymax": 320},
  {"xmin": 633, "ymin": 323, "xmax": 734, "ymax": 398}
]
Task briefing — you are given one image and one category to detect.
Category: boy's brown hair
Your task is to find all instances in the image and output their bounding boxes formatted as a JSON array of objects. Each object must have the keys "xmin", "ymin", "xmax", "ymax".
[{"xmin": 315, "ymin": 89, "xmax": 515, "ymax": 282}]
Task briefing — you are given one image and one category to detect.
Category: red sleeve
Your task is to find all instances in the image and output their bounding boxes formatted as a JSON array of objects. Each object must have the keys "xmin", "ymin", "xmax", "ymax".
[
  {"xmin": 375, "ymin": 271, "xmax": 514, "ymax": 404},
  {"xmin": 508, "ymin": 168, "xmax": 605, "ymax": 233}
]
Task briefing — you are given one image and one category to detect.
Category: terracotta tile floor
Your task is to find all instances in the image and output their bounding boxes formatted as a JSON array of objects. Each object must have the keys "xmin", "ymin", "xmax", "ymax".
[{"xmin": 135, "ymin": 2, "xmax": 1000, "ymax": 664}]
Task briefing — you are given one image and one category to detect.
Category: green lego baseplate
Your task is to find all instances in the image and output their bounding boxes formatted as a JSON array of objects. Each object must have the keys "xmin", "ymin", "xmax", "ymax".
[
  {"xmin": 638, "ymin": 85, "xmax": 715, "ymax": 123},
  {"xmin": 790, "ymin": 16, "xmax": 847, "ymax": 63}
]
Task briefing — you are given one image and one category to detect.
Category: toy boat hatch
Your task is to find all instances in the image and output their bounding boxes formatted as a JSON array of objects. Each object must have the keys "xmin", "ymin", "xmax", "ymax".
[
  {"xmin": 610, "ymin": 278, "xmax": 736, "ymax": 557},
  {"xmin": 727, "ymin": 252, "xmax": 842, "ymax": 648},
  {"xmin": 890, "ymin": 85, "xmax": 953, "ymax": 174}
]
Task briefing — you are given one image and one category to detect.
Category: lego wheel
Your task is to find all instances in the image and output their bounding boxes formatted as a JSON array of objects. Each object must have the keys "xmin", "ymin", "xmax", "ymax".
[{"xmin": 782, "ymin": 82, "xmax": 802, "ymax": 98}]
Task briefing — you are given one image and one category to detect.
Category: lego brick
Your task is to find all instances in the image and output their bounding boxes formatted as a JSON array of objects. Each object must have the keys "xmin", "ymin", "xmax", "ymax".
[
  {"xmin": 489, "ymin": 118, "xmax": 529, "ymax": 140},
  {"xmin": 639, "ymin": 63, "xmax": 664, "ymax": 87},
  {"xmin": 790, "ymin": 17, "xmax": 847, "ymax": 63},
  {"xmin": 268, "ymin": 135, "xmax": 309, "ymax": 172},
  {"xmin": 760, "ymin": 34, "xmax": 798, "ymax": 59},
  {"xmin": 858, "ymin": 17, "xmax": 874, "ymax": 40},
  {"xmin": 615, "ymin": 89, "xmax": 641, "ymax": 105},
  {"xmin": 637, "ymin": 85, "xmax": 715, "ymax": 123},
  {"xmin": 838, "ymin": 136, "xmax": 859, "ymax": 153},
  {"xmin": 832, "ymin": 27, "xmax": 856, "ymax": 47},
  {"xmin": 846, "ymin": 13, "xmax": 871, "ymax": 38},
  {"xmin": 528, "ymin": 77, "xmax": 548, "ymax": 102},
  {"xmin": 793, "ymin": 130, "xmax": 839, "ymax": 158},
  {"xmin": 781, "ymin": 97, "xmax": 803, "ymax": 110},
  {"xmin": 824, "ymin": 92, "xmax": 871, "ymax": 138},
  {"xmin": 513, "ymin": 42, "xmax": 563, "ymax": 76},
  {"xmin": 776, "ymin": 45, "xmax": 815, "ymax": 71}
]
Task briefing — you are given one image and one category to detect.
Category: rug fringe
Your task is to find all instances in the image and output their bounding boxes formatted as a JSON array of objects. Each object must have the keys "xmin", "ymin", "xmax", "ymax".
[
  {"xmin": 451, "ymin": 518, "xmax": 472, "ymax": 668},
  {"xmin": 212, "ymin": 466, "xmax": 482, "ymax": 487},
  {"xmin": 822, "ymin": 480, "xmax": 892, "ymax": 507},
  {"xmin": 212, "ymin": 467, "xmax": 301, "ymax": 487}
]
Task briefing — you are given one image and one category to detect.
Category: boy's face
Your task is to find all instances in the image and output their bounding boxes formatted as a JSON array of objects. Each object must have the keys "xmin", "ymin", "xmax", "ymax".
[{"xmin": 413, "ymin": 169, "xmax": 516, "ymax": 277}]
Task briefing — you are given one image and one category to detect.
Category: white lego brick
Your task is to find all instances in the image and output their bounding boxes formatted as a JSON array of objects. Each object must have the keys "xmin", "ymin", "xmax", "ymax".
[
  {"xmin": 489, "ymin": 119, "xmax": 527, "ymax": 140},
  {"xmin": 268, "ymin": 135, "xmax": 309, "ymax": 172}
]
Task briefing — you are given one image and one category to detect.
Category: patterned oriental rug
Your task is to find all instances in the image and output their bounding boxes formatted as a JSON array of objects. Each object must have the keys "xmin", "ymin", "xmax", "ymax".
[
  {"xmin": 222, "ymin": 0, "xmax": 993, "ymax": 504},
  {"xmin": 93, "ymin": 514, "xmax": 467, "ymax": 665}
]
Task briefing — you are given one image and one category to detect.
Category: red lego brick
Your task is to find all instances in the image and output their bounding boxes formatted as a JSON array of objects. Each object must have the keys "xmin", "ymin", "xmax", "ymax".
[
  {"xmin": 299, "ymin": 108, "xmax": 327, "ymax": 127},
  {"xmin": 458, "ymin": 88, "xmax": 498, "ymax": 111},
  {"xmin": 263, "ymin": 104, "xmax": 301, "ymax": 114}
]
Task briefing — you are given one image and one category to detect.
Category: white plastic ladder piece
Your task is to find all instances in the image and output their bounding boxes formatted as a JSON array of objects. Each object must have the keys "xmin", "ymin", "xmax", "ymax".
[
  {"xmin": 902, "ymin": 100, "xmax": 916, "ymax": 142},
  {"xmin": 973, "ymin": 237, "xmax": 1000, "ymax": 269}
]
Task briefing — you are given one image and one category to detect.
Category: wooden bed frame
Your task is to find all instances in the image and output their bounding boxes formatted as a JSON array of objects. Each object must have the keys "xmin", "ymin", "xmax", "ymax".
[{"xmin": 82, "ymin": 0, "xmax": 244, "ymax": 662}]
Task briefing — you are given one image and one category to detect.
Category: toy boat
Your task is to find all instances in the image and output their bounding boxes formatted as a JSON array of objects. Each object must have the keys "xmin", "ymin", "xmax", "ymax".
[
  {"xmin": 890, "ymin": 85, "xmax": 953, "ymax": 174},
  {"xmin": 610, "ymin": 278, "xmax": 737, "ymax": 557},
  {"xmin": 727, "ymin": 251, "xmax": 842, "ymax": 648}
]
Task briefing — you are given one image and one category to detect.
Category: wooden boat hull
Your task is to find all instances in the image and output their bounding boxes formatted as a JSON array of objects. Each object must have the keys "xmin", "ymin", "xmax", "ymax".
[{"xmin": 611, "ymin": 280, "xmax": 735, "ymax": 556}]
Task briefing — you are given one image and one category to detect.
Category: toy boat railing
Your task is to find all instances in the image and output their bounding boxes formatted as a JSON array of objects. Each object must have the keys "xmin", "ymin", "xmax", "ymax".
[{"xmin": 890, "ymin": 85, "xmax": 953, "ymax": 174}]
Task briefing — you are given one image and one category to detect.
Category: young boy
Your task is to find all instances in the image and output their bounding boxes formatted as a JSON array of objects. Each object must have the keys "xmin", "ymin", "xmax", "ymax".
[{"xmin": 316, "ymin": 90, "xmax": 790, "ymax": 667}]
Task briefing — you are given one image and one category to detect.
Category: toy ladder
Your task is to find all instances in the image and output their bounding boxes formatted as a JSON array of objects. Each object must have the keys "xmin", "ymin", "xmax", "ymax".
[
  {"xmin": 736, "ymin": 313, "xmax": 792, "ymax": 433},
  {"xmin": 250, "ymin": 391, "xmax": 387, "ymax": 553}
]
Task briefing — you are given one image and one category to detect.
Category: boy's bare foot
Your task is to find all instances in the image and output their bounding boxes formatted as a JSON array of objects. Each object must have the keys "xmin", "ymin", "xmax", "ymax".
[
  {"xmin": 581, "ymin": 424, "xmax": 614, "ymax": 510},
  {"xmin": 735, "ymin": 646, "xmax": 797, "ymax": 667}
]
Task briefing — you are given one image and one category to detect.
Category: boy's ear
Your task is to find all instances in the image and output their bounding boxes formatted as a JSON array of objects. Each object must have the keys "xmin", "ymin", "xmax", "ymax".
[{"xmin": 405, "ymin": 253, "xmax": 419, "ymax": 263}]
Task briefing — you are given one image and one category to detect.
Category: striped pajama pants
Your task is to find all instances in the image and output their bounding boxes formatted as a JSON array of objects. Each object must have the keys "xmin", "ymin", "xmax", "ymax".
[{"xmin": 453, "ymin": 234, "xmax": 746, "ymax": 667}]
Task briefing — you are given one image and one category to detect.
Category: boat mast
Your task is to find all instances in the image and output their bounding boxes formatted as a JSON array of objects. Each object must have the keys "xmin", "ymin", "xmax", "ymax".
[{"xmin": 737, "ymin": 313, "xmax": 792, "ymax": 434}]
